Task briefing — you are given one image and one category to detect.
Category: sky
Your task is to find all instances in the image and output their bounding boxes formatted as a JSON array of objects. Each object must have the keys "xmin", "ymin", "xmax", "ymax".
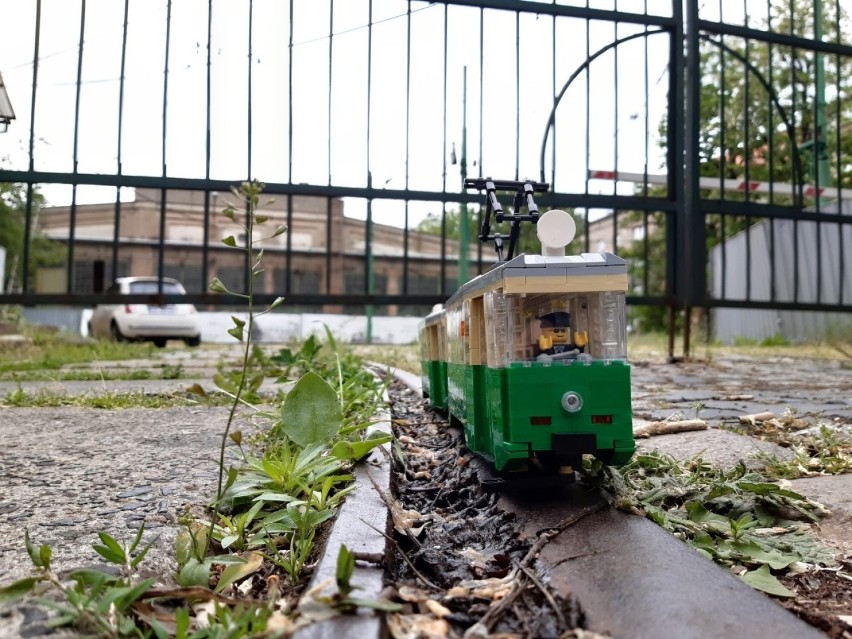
[{"xmin": 0, "ymin": 0, "xmax": 757, "ymax": 227}]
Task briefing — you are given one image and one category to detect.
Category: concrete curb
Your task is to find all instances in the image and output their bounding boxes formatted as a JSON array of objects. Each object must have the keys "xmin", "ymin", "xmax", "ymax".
[{"xmin": 293, "ymin": 366, "xmax": 399, "ymax": 639}]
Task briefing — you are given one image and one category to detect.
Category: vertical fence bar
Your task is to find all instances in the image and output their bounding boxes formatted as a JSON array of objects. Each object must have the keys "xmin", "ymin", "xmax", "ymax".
[
  {"xmin": 514, "ymin": 9, "xmax": 520, "ymax": 181},
  {"xmin": 68, "ymin": 0, "xmax": 86, "ymax": 294},
  {"xmin": 366, "ymin": 0, "xmax": 374, "ymax": 340},
  {"xmin": 666, "ymin": 0, "xmax": 684, "ymax": 324},
  {"xmin": 202, "ymin": 0, "xmax": 213, "ymax": 294},
  {"xmin": 643, "ymin": 0, "xmax": 650, "ymax": 198},
  {"xmin": 681, "ymin": 0, "xmax": 701, "ymax": 355},
  {"xmin": 613, "ymin": 2, "xmax": 619, "ymax": 204},
  {"xmin": 287, "ymin": 194, "xmax": 294, "ymax": 295},
  {"xmin": 442, "ymin": 3, "xmax": 448, "ymax": 193},
  {"xmin": 551, "ymin": 10, "xmax": 556, "ymax": 187},
  {"xmin": 113, "ymin": 0, "xmax": 130, "ymax": 287},
  {"xmin": 584, "ymin": 4, "xmax": 590, "ymax": 199},
  {"xmin": 742, "ymin": 3, "xmax": 752, "ymax": 303},
  {"xmin": 836, "ymin": 0, "xmax": 844, "ymax": 304},
  {"xmin": 328, "ymin": 0, "xmax": 334, "ymax": 186},
  {"xmin": 244, "ymin": 0, "xmax": 254, "ymax": 295},
  {"xmin": 159, "ymin": 0, "xmax": 173, "ymax": 293},
  {"xmin": 288, "ymin": 1, "xmax": 294, "ymax": 184},
  {"xmin": 325, "ymin": 197, "xmax": 332, "ymax": 295},
  {"xmin": 21, "ymin": 0, "xmax": 42, "ymax": 295},
  {"xmin": 404, "ymin": 2, "xmax": 411, "ymax": 297},
  {"xmin": 404, "ymin": 202, "xmax": 410, "ymax": 296},
  {"xmin": 766, "ymin": 1, "xmax": 776, "ymax": 302}
]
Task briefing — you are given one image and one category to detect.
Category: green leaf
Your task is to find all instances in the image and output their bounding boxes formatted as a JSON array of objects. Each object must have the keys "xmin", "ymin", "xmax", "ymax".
[
  {"xmin": 322, "ymin": 324, "xmax": 338, "ymax": 353},
  {"xmin": 93, "ymin": 531, "xmax": 126, "ymax": 565},
  {"xmin": 222, "ymin": 235, "xmax": 238, "ymax": 247},
  {"xmin": 739, "ymin": 564, "xmax": 796, "ymax": 598},
  {"xmin": 220, "ymin": 534, "xmax": 240, "ymax": 549},
  {"xmin": 737, "ymin": 481, "xmax": 805, "ymax": 500},
  {"xmin": 269, "ymin": 296, "xmax": 285, "ymax": 310},
  {"xmin": 278, "ymin": 372, "xmax": 343, "ymax": 448},
  {"xmin": 208, "ymin": 554, "xmax": 250, "ymax": 565},
  {"xmin": 130, "ymin": 536, "xmax": 157, "ymax": 569},
  {"xmin": 223, "ymin": 206, "xmax": 236, "ymax": 220},
  {"xmin": 0, "ymin": 577, "xmax": 41, "ymax": 603},
  {"xmin": 336, "ymin": 545, "xmax": 355, "ymax": 596},
  {"xmin": 39, "ymin": 543, "xmax": 52, "ymax": 569},
  {"xmin": 228, "ymin": 326, "xmax": 244, "ymax": 341},
  {"xmin": 255, "ymin": 215, "xmax": 269, "ymax": 224},
  {"xmin": 68, "ymin": 568, "xmax": 115, "ymax": 587},
  {"xmin": 230, "ymin": 430, "xmax": 243, "ymax": 446},
  {"xmin": 231, "ymin": 316, "xmax": 246, "ymax": 329},
  {"xmin": 685, "ymin": 501, "xmax": 729, "ymax": 525},
  {"xmin": 223, "ymin": 466, "xmax": 239, "ymax": 492},
  {"xmin": 176, "ymin": 558, "xmax": 211, "ymax": 587},
  {"xmin": 330, "ymin": 435, "xmax": 391, "ymax": 462},
  {"xmin": 730, "ymin": 541, "xmax": 800, "ymax": 570}
]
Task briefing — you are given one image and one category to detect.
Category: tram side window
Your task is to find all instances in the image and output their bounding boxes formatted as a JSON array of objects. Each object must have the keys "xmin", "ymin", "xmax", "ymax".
[{"xmin": 484, "ymin": 289, "xmax": 512, "ymax": 368}]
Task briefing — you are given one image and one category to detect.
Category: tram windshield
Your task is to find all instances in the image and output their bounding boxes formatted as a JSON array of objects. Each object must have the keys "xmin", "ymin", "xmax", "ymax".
[{"xmin": 483, "ymin": 289, "xmax": 627, "ymax": 368}]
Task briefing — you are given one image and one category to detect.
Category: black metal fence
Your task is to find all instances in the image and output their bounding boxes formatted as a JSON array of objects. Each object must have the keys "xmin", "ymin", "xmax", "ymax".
[{"xmin": 1, "ymin": 0, "xmax": 849, "ymax": 349}]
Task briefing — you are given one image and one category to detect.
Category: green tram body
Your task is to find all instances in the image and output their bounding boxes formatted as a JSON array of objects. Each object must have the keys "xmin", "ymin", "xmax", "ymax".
[{"xmin": 418, "ymin": 252, "xmax": 635, "ymax": 474}]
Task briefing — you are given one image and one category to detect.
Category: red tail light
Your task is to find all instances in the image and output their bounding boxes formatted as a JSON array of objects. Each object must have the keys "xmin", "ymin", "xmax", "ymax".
[{"xmin": 124, "ymin": 304, "xmax": 133, "ymax": 313}]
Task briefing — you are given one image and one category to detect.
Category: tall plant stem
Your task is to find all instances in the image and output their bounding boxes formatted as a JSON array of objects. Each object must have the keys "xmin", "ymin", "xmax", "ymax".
[{"xmin": 209, "ymin": 186, "xmax": 258, "ymax": 552}]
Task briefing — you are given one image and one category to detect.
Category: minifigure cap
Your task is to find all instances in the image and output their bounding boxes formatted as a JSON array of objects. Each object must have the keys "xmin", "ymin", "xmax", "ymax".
[{"xmin": 539, "ymin": 311, "xmax": 570, "ymax": 327}]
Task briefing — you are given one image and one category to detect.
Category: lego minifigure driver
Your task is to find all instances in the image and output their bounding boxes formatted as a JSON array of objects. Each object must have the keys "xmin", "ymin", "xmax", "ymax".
[{"xmin": 536, "ymin": 311, "xmax": 588, "ymax": 358}]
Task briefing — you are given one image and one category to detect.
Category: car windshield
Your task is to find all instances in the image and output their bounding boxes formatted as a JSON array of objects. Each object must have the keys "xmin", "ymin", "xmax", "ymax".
[{"xmin": 128, "ymin": 281, "xmax": 184, "ymax": 295}]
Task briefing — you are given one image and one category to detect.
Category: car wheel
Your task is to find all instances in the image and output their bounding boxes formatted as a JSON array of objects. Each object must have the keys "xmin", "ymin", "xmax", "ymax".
[
  {"xmin": 153, "ymin": 338, "xmax": 167, "ymax": 348},
  {"xmin": 87, "ymin": 322, "xmax": 94, "ymax": 338},
  {"xmin": 185, "ymin": 336, "xmax": 201, "ymax": 347},
  {"xmin": 110, "ymin": 322, "xmax": 125, "ymax": 342}
]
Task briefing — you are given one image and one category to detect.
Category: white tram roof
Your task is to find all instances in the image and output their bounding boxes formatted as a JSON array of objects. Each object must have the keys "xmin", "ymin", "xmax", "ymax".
[{"xmin": 443, "ymin": 252, "xmax": 629, "ymax": 309}]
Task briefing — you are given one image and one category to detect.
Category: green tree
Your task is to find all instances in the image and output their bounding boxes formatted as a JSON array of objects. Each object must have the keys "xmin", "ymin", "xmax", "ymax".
[
  {"xmin": 624, "ymin": 0, "xmax": 852, "ymax": 332},
  {"xmin": 0, "ymin": 182, "xmax": 62, "ymax": 293}
]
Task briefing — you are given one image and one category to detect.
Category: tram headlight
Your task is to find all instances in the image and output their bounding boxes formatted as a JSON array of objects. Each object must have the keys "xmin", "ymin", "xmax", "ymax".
[{"xmin": 561, "ymin": 391, "xmax": 583, "ymax": 413}]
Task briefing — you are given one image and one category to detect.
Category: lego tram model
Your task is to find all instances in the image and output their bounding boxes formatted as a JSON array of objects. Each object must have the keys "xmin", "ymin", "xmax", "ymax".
[{"xmin": 418, "ymin": 178, "xmax": 635, "ymax": 476}]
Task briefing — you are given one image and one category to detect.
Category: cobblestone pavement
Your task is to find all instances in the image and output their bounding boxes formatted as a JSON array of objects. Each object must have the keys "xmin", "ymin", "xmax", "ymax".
[
  {"xmin": 630, "ymin": 354, "xmax": 852, "ymax": 557},
  {"xmin": 0, "ymin": 405, "xmax": 246, "ymax": 584}
]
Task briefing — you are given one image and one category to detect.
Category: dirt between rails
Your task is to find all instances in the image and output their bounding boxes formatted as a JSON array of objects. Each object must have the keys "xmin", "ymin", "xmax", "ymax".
[
  {"xmin": 387, "ymin": 380, "xmax": 590, "ymax": 638},
  {"xmin": 386, "ymin": 379, "xmax": 852, "ymax": 639}
]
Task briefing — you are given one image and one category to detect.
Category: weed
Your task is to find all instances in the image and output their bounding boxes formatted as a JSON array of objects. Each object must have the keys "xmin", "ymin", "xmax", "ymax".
[
  {"xmin": 0, "ymin": 528, "xmax": 157, "ymax": 635},
  {"xmin": 0, "ymin": 388, "xmax": 223, "ymax": 409},
  {"xmin": 596, "ymin": 452, "xmax": 836, "ymax": 597},
  {"xmin": 724, "ymin": 410, "xmax": 852, "ymax": 479},
  {"xmin": 0, "ymin": 184, "xmax": 394, "ymax": 636},
  {"xmin": 0, "ymin": 333, "xmax": 157, "ymax": 373}
]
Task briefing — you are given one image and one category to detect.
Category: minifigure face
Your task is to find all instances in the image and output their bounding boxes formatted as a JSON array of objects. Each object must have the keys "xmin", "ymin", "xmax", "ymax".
[{"xmin": 541, "ymin": 325, "xmax": 570, "ymax": 344}]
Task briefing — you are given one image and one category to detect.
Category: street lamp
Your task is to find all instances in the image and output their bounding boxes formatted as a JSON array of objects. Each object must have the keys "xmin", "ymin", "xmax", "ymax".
[{"xmin": 0, "ymin": 72, "xmax": 15, "ymax": 133}]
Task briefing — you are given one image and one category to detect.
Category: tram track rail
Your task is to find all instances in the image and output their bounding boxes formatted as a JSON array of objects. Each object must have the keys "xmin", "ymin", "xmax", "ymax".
[{"xmin": 387, "ymin": 367, "xmax": 825, "ymax": 639}]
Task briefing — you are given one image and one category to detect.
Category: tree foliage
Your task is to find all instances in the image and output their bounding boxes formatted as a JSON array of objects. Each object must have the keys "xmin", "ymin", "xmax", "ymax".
[
  {"xmin": 695, "ymin": 0, "xmax": 852, "ymax": 191},
  {"xmin": 624, "ymin": 0, "xmax": 852, "ymax": 331},
  {"xmin": 0, "ymin": 182, "xmax": 62, "ymax": 293}
]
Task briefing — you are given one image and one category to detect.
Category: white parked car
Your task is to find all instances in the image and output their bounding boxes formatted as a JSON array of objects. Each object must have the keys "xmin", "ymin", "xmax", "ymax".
[{"xmin": 89, "ymin": 277, "xmax": 201, "ymax": 347}]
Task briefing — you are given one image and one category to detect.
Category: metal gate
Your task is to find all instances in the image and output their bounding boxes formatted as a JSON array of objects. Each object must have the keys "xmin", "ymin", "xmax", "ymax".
[{"xmin": 1, "ymin": 1, "xmax": 850, "ymax": 352}]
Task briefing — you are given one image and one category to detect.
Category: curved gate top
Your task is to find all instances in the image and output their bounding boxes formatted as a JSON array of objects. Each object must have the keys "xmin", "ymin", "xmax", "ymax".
[{"xmin": 1, "ymin": 1, "xmax": 850, "ymax": 349}]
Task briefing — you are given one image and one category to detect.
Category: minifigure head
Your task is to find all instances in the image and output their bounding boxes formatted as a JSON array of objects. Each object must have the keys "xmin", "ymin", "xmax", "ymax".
[{"xmin": 539, "ymin": 312, "xmax": 571, "ymax": 344}]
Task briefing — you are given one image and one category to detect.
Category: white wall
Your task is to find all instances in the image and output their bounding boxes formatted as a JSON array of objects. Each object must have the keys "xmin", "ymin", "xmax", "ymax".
[{"xmin": 24, "ymin": 308, "xmax": 421, "ymax": 345}]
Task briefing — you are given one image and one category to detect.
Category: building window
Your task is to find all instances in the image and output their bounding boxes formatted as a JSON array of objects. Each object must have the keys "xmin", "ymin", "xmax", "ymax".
[{"xmin": 293, "ymin": 270, "xmax": 321, "ymax": 294}]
